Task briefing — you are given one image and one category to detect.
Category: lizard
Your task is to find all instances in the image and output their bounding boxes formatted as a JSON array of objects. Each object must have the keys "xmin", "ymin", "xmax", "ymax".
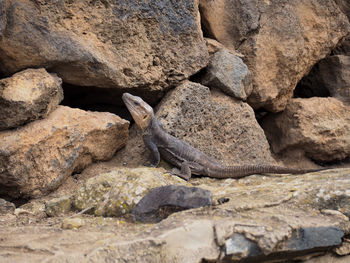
[{"xmin": 122, "ymin": 92, "xmax": 327, "ymax": 180}]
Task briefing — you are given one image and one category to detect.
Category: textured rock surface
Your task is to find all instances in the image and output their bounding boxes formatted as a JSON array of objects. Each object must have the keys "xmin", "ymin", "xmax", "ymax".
[
  {"xmin": 114, "ymin": 81, "xmax": 275, "ymax": 167},
  {"xmin": 0, "ymin": 68, "xmax": 63, "ymax": 130},
  {"xmin": 156, "ymin": 82, "xmax": 275, "ymax": 165},
  {"xmin": 297, "ymin": 55, "xmax": 350, "ymax": 103},
  {"xmin": 199, "ymin": 0, "xmax": 350, "ymax": 111},
  {"xmin": 262, "ymin": 98, "xmax": 350, "ymax": 162},
  {"xmin": 0, "ymin": 106, "xmax": 129, "ymax": 198},
  {"xmin": 72, "ymin": 168, "xmax": 187, "ymax": 217},
  {"xmin": 45, "ymin": 196, "xmax": 72, "ymax": 217},
  {"xmin": 1, "ymin": 168, "xmax": 350, "ymax": 262},
  {"xmin": 0, "ymin": 0, "xmax": 208, "ymax": 93},
  {"xmin": 0, "ymin": 198, "xmax": 15, "ymax": 215},
  {"xmin": 201, "ymin": 49, "xmax": 252, "ymax": 100}
]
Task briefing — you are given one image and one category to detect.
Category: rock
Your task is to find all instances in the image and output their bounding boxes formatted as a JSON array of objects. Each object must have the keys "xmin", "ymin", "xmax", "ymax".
[
  {"xmin": 201, "ymin": 49, "xmax": 253, "ymax": 100},
  {"xmin": 334, "ymin": 36, "xmax": 350, "ymax": 56},
  {"xmin": 261, "ymin": 97, "xmax": 350, "ymax": 162},
  {"xmin": 72, "ymin": 167, "xmax": 188, "ymax": 217},
  {"xmin": 15, "ymin": 201, "xmax": 46, "ymax": 218},
  {"xmin": 0, "ymin": 68, "xmax": 63, "ymax": 130},
  {"xmin": 0, "ymin": 0, "xmax": 208, "ymax": 95},
  {"xmin": 1, "ymin": 168, "xmax": 350, "ymax": 262},
  {"xmin": 335, "ymin": 0, "xmax": 350, "ymax": 20},
  {"xmin": 156, "ymin": 81, "xmax": 275, "ymax": 166},
  {"xmin": 0, "ymin": 198, "xmax": 15, "ymax": 215},
  {"xmin": 297, "ymin": 55, "xmax": 350, "ymax": 103},
  {"xmin": 204, "ymin": 38, "xmax": 242, "ymax": 56},
  {"xmin": 304, "ymin": 254, "xmax": 350, "ymax": 263},
  {"xmin": 45, "ymin": 196, "xmax": 72, "ymax": 217},
  {"xmin": 61, "ymin": 218, "xmax": 84, "ymax": 230},
  {"xmin": 114, "ymin": 82, "xmax": 275, "ymax": 168},
  {"xmin": 0, "ymin": 106, "xmax": 129, "ymax": 198},
  {"xmin": 199, "ymin": 0, "xmax": 350, "ymax": 111},
  {"xmin": 132, "ymin": 185, "xmax": 212, "ymax": 223}
]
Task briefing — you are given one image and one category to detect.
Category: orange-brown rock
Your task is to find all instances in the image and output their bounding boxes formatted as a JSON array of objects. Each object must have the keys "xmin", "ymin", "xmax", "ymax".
[
  {"xmin": 0, "ymin": 1, "xmax": 208, "ymax": 95},
  {"xmin": 262, "ymin": 98, "xmax": 350, "ymax": 162},
  {"xmin": 199, "ymin": 0, "xmax": 350, "ymax": 111},
  {"xmin": 0, "ymin": 68, "xmax": 63, "ymax": 130},
  {"xmin": 0, "ymin": 106, "xmax": 129, "ymax": 198}
]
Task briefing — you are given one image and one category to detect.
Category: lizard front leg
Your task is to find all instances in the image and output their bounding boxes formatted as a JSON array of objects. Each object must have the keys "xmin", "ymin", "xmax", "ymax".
[{"xmin": 143, "ymin": 135, "xmax": 160, "ymax": 167}]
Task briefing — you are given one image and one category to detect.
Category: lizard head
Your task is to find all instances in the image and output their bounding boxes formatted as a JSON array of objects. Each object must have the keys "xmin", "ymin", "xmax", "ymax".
[{"xmin": 122, "ymin": 93, "xmax": 154, "ymax": 131}]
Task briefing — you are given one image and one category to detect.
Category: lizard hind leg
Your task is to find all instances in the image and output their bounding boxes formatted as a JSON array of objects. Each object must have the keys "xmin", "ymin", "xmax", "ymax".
[{"xmin": 170, "ymin": 162, "xmax": 193, "ymax": 181}]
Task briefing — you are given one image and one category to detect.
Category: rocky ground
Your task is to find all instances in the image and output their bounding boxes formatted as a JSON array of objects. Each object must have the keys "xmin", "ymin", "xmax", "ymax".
[{"xmin": 1, "ymin": 0, "xmax": 350, "ymax": 262}]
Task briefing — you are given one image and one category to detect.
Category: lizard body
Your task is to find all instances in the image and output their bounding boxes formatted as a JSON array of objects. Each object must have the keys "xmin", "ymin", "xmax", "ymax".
[{"xmin": 122, "ymin": 93, "xmax": 326, "ymax": 180}]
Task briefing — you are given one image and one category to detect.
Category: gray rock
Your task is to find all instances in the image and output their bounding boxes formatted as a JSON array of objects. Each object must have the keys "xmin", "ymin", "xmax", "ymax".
[
  {"xmin": 286, "ymin": 227, "xmax": 343, "ymax": 251},
  {"xmin": 0, "ymin": 68, "xmax": 63, "ymax": 130},
  {"xmin": 225, "ymin": 234, "xmax": 261, "ymax": 258},
  {"xmin": 156, "ymin": 81, "xmax": 275, "ymax": 166},
  {"xmin": 202, "ymin": 49, "xmax": 252, "ymax": 100},
  {"xmin": 0, "ymin": 0, "xmax": 208, "ymax": 96},
  {"xmin": 132, "ymin": 185, "xmax": 213, "ymax": 223},
  {"xmin": 114, "ymin": 82, "xmax": 275, "ymax": 168},
  {"xmin": 0, "ymin": 198, "xmax": 15, "ymax": 215}
]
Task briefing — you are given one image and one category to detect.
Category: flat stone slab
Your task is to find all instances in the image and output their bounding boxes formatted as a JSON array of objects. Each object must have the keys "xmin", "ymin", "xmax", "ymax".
[{"xmin": 1, "ymin": 168, "xmax": 350, "ymax": 262}]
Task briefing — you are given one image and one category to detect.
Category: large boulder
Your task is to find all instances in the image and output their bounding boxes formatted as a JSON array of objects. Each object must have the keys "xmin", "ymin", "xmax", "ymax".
[
  {"xmin": 0, "ymin": 68, "xmax": 63, "ymax": 130},
  {"xmin": 0, "ymin": 0, "xmax": 208, "ymax": 95},
  {"xmin": 199, "ymin": 0, "xmax": 350, "ymax": 111},
  {"xmin": 262, "ymin": 98, "xmax": 350, "ymax": 162},
  {"xmin": 115, "ymin": 81, "xmax": 275, "ymax": 167},
  {"xmin": 297, "ymin": 55, "xmax": 350, "ymax": 103},
  {"xmin": 0, "ymin": 106, "xmax": 129, "ymax": 198}
]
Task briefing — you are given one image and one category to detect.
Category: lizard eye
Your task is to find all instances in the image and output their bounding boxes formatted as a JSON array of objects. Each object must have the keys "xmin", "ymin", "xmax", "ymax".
[{"xmin": 134, "ymin": 102, "xmax": 140, "ymax": 106}]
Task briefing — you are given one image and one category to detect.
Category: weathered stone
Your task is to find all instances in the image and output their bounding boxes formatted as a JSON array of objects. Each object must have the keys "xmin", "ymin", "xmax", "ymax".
[
  {"xmin": 0, "ymin": 198, "xmax": 15, "ymax": 215},
  {"xmin": 115, "ymin": 82, "xmax": 274, "ymax": 168},
  {"xmin": 0, "ymin": 106, "xmax": 129, "ymax": 198},
  {"xmin": 132, "ymin": 185, "xmax": 212, "ymax": 222},
  {"xmin": 201, "ymin": 49, "xmax": 253, "ymax": 100},
  {"xmin": 199, "ymin": 0, "xmax": 350, "ymax": 111},
  {"xmin": 304, "ymin": 254, "xmax": 350, "ymax": 263},
  {"xmin": 204, "ymin": 38, "xmax": 242, "ymax": 56},
  {"xmin": 1, "ymin": 168, "xmax": 350, "ymax": 262},
  {"xmin": 156, "ymin": 81, "xmax": 275, "ymax": 166},
  {"xmin": 262, "ymin": 98, "xmax": 350, "ymax": 162},
  {"xmin": 45, "ymin": 196, "xmax": 72, "ymax": 217},
  {"xmin": 0, "ymin": 0, "xmax": 208, "ymax": 95},
  {"xmin": 114, "ymin": 82, "xmax": 275, "ymax": 168},
  {"xmin": 335, "ymin": 0, "xmax": 350, "ymax": 20},
  {"xmin": 297, "ymin": 55, "xmax": 350, "ymax": 103},
  {"xmin": 61, "ymin": 218, "xmax": 84, "ymax": 230},
  {"xmin": 72, "ymin": 168, "xmax": 188, "ymax": 217},
  {"xmin": 334, "ymin": 36, "xmax": 350, "ymax": 56},
  {"xmin": 0, "ymin": 68, "xmax": 63, "ymax": 130}
]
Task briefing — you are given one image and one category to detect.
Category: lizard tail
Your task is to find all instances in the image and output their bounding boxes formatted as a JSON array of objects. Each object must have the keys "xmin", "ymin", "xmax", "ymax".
[{"xmin": 208, "ymin": 164, "xmax": 327, "ymax": 179}]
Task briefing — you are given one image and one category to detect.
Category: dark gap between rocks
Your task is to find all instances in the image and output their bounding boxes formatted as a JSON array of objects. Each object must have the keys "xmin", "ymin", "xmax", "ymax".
[
  {"xmin": 61, "ymin": 83, "xmax": 163, "ymax": 123},
  {"xmin": 293, "ymin": 57, "xmax": 331, "ymax": 99}
]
